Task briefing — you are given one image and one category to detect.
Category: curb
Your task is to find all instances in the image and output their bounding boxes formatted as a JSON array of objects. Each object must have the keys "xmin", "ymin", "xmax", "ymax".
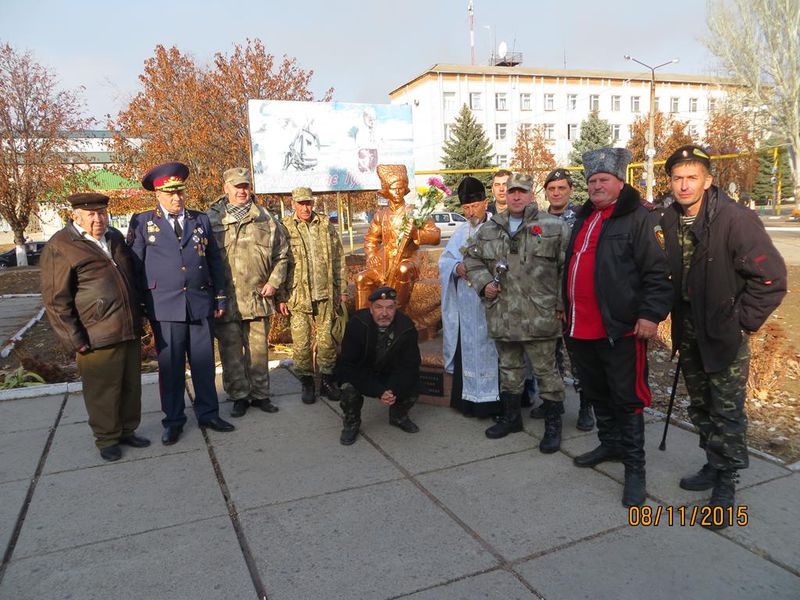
[{"xmin": 1, "ymin": 306, "xmax": 45, "ymax": 358}]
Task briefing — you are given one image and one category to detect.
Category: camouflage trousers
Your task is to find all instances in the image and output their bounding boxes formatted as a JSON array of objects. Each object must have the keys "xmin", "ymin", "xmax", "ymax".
[
  {"xmin": 290, "ymin": 299, "xmax": 337, "ymax": 377},
  {"xmin": 340, "ymin": 382, "xmax": 416, "ymax": 427},
  {"xmin": 215, "ymin": 318, "xmax": 270, "ymax": 402},
  {"xmin": 495, "ymin": 338, "xmax": 565, "ymax": 403},
  {"xmin": 679, "ymin": 312, "xmax": 750, "ymax": 470}
]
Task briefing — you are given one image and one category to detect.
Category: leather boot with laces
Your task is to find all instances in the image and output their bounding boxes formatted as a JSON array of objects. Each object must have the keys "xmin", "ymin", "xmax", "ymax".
[
  {"xmin": 576, "ymin": 396, "xmax": 595, "ymax": 431},
  {"xmin": 301, "ymin": 376, "xmax": 316, "ymax": 404},
  {"xmin": 679, "ymin": 463, "xmax": 718, "ymax": 491},
  {"xmin": 320, "ymin": 374, "xmax": 341, "ymax": 401},
  {"xmin": 485, "ymin": 392, "xmax": 523, "ymax": 439},
  {"xmin": 704, "ymin": 470, "xmax": 738, "ymax": 530},
  {"xmin": 539, "ymin": 400, "xmax": 563, "ymax": 454}
]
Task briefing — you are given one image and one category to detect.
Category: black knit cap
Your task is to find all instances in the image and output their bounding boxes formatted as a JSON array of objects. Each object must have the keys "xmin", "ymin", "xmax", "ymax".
[{"xmin": 457, "ymin": 176, "xmax": 486, "ymax": 205}]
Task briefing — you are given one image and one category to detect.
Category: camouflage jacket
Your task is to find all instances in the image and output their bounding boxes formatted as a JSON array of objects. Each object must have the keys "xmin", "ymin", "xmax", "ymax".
[
  {"xmin": 464, "ymin": 203, "xmax": 570, "ymax": 341},
  {"xmin": 207, "ymin": 196, "xmax": 289, "ymax": 321},
  {"xmin": 282, "ymin": 212, "xmax": 346, "ymax": 313}
]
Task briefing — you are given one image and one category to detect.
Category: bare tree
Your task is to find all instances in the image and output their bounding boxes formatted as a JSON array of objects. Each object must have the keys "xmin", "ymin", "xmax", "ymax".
[
  {"xmin": 0, "ymin": 43, "xmax": 91, "ymax": 264},
  {"xmin": 705, "ymin": 0, "xmax": 800, "ymax": 198}
]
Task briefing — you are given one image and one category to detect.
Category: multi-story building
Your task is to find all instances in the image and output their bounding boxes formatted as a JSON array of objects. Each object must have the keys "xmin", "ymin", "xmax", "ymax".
[{"xmin": 389, "ymin": 63, "xmax": 731, "ymax": 181}]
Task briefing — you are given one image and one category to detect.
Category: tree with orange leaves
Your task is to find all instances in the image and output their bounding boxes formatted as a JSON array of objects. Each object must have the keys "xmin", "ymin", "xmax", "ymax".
[
  {"xmin": 110, "ymin": 40, "xmax": 332, "ymax": 210},
  {"xmin": 511, "ymin": 124, "xmax": 556, "ymax": 195},
  {"xmin": 703, "ymin": 104, "xmax": 758, "ymax": 196},
  {"xmin": 627, "ymin": 112, "xmax": 693, "ymax": 200}
]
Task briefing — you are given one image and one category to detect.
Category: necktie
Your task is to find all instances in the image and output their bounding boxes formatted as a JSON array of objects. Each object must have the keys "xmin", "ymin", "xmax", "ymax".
[{"xmin": 171, "ymin": 214, "xmax": 182, "ymax": 240}]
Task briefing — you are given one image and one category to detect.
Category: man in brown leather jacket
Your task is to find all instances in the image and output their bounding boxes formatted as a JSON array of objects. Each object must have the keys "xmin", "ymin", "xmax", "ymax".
[{"xmin": 41, "ymin": 192, "xmax": 149, "ymax": 462}]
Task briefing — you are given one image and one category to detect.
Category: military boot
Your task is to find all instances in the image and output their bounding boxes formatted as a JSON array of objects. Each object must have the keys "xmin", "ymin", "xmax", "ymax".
[
  {"xmin": 620, "ymin": 411, "xmax": 647, "ymax": 507},
  {"xmin": 339, "ymin": 384, "xmax": 364, "ymax": 445},
  {"xmin": 704, "ymin": 470, "xmax": 738, "ymax": 530},
  {"xmin": 573, "ymin": 401, "xmax": 623, "ymax": 467},
  {"xmin": 301, "ymin": 376, "xmax": 316, "ymax": 404},
  {"xmin": 529, "ymin": 403, "xmax": 546, "ymax": 419},
  {"xmin": 679, "ymin": 463, "xmax": 718, "ymax": 491},
  {"xmin": 485, "ymin": 392, "xmax": 523, "ymax": 439},
  {"xmin": 320, "ymin": 373, "xmax": 341, "ymax": 401},
  {"xmin": 539, "ymin": 400, "xmax": 563, "ymax": 454},
  {"xmin": 230, "ymin": 398, "xmax": 249, "ymax": 418},
  {"xmin": 576, "ymin": 394, "xmax": 595, "ymax": 431},
  {"xmin": 389, "ymin": 396, "xmax": 420, "ymax": 433}
]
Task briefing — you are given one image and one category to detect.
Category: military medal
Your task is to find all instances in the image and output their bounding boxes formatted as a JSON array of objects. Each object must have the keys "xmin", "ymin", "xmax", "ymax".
[
  {"xmin": 192, "ymin": 235, "xmax": 200, "ymax": 243},
  {"xmin": 148, "ymin": 234, "xmax": 156, "ymax": 243}
]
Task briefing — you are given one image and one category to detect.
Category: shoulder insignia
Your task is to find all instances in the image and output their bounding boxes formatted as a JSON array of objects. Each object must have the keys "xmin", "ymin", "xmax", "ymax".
[{"xmin": 654, "ymin": 224, "xmax": 665, "ymax": 250}]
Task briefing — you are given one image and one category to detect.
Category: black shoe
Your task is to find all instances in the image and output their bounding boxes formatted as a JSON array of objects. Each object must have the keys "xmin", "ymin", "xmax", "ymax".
[
  {"xmin": 576, "ymin": 400, "xmax": 595, "ymax": 431},
  {"xmin": 622, "ymin": 467, "xmax": 647, "ymax": 507},
  {"xmin": 301, "ymin": 376, "xmax": 316, "ymax": 404},
  {"xmin": 161, "ymin": 426, "xmax": 183, "ymax": 446},
  {"xmin": 679, "ymin": 463, "xmax": 718, "ymax": 491},
  {"xmin": 99, "ymin": 445, "xmax": 122, "ymax": 461},
  {"xmin": 320, "ymin": 374, "xmax": 341, "ymax": 401},
  {"xmin": 485, "ymin": 415, "xmax": 523, "ymax": 439},
  {"xmin": 704, "ymin": 470, "xmax": 738, "ymax": 530},
  {"xmin": 539, "ymin": 404, "xmax": 562, "ymax": 454},
  {"xmin": 230, "ymin": 398, "xmax": 249, "ymax": 418},
  {"xmin": 199, "ymin": 417, "xmax": 235, "ymax": 432},
  {"xmin": 119, "ymin": 434, "xmax": 151, "ymax": 448},
  {"xmin": 340, "ymin": 424, "xmax": 359, "ymax": 445},
  {"xmin": 529, "ymin": 404, "xmax": 546, "ymax": 419},
  {"xmin": 390, "ymin": 416, "xmax": 420, "ymax": 433},
  {"xmin": 257, "ymin": 398, "xmax": 279, "ymax": 413},
  {"xmin": 573, "ymin": 444, "xmax": 625, "ymax": 467}
]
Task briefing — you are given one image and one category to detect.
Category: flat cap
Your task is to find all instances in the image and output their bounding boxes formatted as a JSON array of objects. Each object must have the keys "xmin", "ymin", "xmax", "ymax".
[
  {"xmin": 664, "ymin": 145, "xmax": 711, "ymax": 175},
  {"xmin": 223, "ymin": 167, "xmax": 252, "ymax": 186},
  {"xmin": 582, "ymin": 147, "xmax": 632, "ymax": 182},
  {"xmin": 142, "ymin": 161, "xmax": 189, "ymax": 192},
  {"xmin": 291, "ymin": 187, "xmax": 313, "ymax": 202},
  {"xmin": 67, "ymin": 192, "xmax": 109, "ymax": 210},
  {"xmin": 506, "ymin": 172, "xmax": 533, "ymax": 192},
  {"xmin": 544, "ymin": 168, "xmax": 573, "ymax": 188},
  {"xmin": 457, "ymin": 176, "xmax": 486, "ymax": 205},
  {"xmin": 368, "ymin": 286, "xmax": 397, "ymax": 302}
]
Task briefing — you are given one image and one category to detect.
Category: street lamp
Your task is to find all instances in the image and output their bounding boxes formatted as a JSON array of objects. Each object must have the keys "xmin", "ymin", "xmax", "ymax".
[{"xmin": 624, "ymin": 55, "xmax": 679, "ymax": 202}]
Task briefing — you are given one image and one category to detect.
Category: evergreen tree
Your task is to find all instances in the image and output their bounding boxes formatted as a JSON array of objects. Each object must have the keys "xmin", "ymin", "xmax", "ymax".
[
  {"xmin": 753, "ymin": 140, "xmax": 794, "ymax": 202},
  {"xmin": 567, "ymin": 111, "xmax": 613, "ymax": 203},
  {"xmin": 441, "ymin": 104, "xmax": 495, "ymax": 189}
]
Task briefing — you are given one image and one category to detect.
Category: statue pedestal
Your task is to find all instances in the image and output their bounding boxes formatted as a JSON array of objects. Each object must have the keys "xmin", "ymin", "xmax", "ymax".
[{"xmin": 418, "ymin": 336, "xmax": 451, "ymax": 407}]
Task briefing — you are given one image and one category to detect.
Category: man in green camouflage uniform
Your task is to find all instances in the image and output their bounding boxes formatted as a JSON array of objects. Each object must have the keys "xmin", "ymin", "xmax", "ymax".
[
  {"xmin": 208, "ymin": 168, "xmax": 289, "ymax": 417},
  {"xmin": 464, "ymin": 172, "xmax": 570, "ymax": 452},
  {"xmin": 280, "ymin": 186, "xmax": 347, "ymax": 404},
  {"xmin": 660, "ymin": 146, "xmax": 786, "ymax": 528}
]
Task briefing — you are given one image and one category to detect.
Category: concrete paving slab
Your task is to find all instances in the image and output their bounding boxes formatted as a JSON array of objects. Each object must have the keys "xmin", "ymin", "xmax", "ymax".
[
  {"xmin": 0, "ymin": 296, "xmax": 41, "ymax": 344},
  {"xmin": 722, "ymin": 473, "xmax": 800, "ymax": 573},
  {"xmin": 366, "ymin": 403, "xmax": 537, "ymax": 475},
  {"xmin": 0, "ymin": 428, "xmax": 49, "ymax": 484},
  {"xmin": 240, "ymin": 479, "xmax": 497, "ymax": 600},
  {"xmin": 399, "ymin": 569, "xmax": 540, "ymax": 599},
  {"xmin": 13, "ymin": 450, "xmax": 226, "ymax": 559},
  {"xmin": 42, "ymin": 411, "xmax": 206, "ymax": 474},
  {"xmin": 0, "ymin": 479, "xmax": 28, "ymax": 554},
  {"xmin": 212, "ymin": 366, "xmax": 300, "ymax": 403},
  {"xmin": 561, "ymin": 421, "xmax": 790, "ymax": 506},
  {"xmin": 0, "ymin": 395, "xmax": 62, "ymax": 434},
  {"xmin": 213, "ymin": 392, "xmax": 339, "ymax": 438},
  {"xmin": 418, "ymin": 451, "xmax": 628, "ymax": 561},
  {"xmin": 0, "ymin": 516, "xmax": 253, "ymax": 600},
  {"xmin": 212, "ymin": 421, "xmax": 403, "ymax": 510},
  {"xmin": 515, "ymin": 519, "xmax": 800, "ymax": 600},
  {"xmin": 59, "ymin": 383, "xmax": 169, "ymax": 424}
]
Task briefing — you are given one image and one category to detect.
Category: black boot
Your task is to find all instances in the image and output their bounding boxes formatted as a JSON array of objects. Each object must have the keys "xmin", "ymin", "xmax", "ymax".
[
  {"xmin": 622, "ymin": 466, "xmax": 647, "ymax": 507},
  {"xmin": 539, "ymin": 400, "xmax": 563, "ymax": 454},
  {"xmin": 529, "ymin": 403, "xmax": 546, "ymax": 419},
  {"xmin": 230, "ymin": 398, "xmax": 249, "ymax": 418},
  {"xmin": 704, "ymin": 470, "xmax": 738, "ymax": 530},
  {"xmin": 301, "ymin": 376, "xmax": 316, "ymax": 404},
  {"xmin": 485, "ymin": 392, "xmax": 523, "ymax": 439},
  {"xmin": 339, "ymin": 383, "xmax": 363, "ymax": 445},
  {"xmin": 389, "ymin": 396, "xmax": 420, "ymax": 433},
  {"xmin": 619, "ymin": 411, "xmax": 647, "ymax": 507},
  {"xmin": 679, "ymin": 463, "xmax": 718, "ymax": 491},
  {"xmin": 320, "ymin": 373, "xmax": 341, "ymax": 401},
  {"xmin": 573, "ymin": 401, "xmax": 623, "ymax": 467},
  {"xmin": 576, "ymin": 394, "xmax": 595, "ymax": 431}
]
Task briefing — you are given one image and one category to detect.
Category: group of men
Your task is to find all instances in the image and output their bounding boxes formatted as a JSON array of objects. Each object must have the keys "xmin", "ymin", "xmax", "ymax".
[{"xmin": 441, "ymin": 145, "xmax": 786, "ymax": 522}]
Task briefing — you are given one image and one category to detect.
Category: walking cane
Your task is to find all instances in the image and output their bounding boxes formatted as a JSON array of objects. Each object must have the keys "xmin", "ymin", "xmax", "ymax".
[{"xmin": 658, "ymin": 360, "xmax": 682, "ymax": 451}]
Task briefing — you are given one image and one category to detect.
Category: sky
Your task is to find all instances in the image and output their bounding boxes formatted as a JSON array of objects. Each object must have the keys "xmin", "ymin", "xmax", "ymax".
[{"xmin": 0, "ymin": 0, "xmax": 721, "ymax": 123}]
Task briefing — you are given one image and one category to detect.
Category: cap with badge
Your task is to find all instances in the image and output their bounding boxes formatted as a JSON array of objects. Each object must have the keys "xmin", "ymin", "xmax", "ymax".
[
  {"xmin": 142, "ymin": 161, "xmax": 190, "ymax": 192},
  {"xmin": 582, "ymin": 147, "xmax": 632, "ymax": 182},
  {"xmin": 506, "ymin": 172, "xmax": 533, "ymax": 192},
  {"xmin": 67, "ymin": 192, "xmax": 109, "ymax": 210},
  {"xmin": 664, "ymin": 145, "xmax": 711, "ymax": 175},
  {"xmin": 457, "ymin": 176, "xmax": 486, "ymax": 205},
  {"xmin": 544, "ymin": 168, "xmax": 573, "ymax": 188},
  {"xmin": 223, "ymin": 167, "xmax": 252, "ymax": 186},
  {"xmin": 291, "ymin": 187, "xmax": 314, "ymax": 202},
  {"xmin": 368, "ymin": 286, "xmax": 397, "ymax": 302}
]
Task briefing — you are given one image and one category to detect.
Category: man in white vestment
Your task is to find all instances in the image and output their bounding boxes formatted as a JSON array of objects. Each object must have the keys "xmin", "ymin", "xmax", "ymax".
[{"xmin": 439, "ymin": 177, "xmax": 500, "ymax": 417}]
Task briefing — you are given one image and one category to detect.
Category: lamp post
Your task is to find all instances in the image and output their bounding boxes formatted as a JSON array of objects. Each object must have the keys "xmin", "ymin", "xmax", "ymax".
[{"xmin": 624, "ymin": 55, "xmax": 679, "ymax": 202}]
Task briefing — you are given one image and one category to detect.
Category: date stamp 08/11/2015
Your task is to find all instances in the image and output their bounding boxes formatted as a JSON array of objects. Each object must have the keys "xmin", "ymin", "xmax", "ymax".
[{"xmin": 628, "ymin": 505, "xmax": 749, "ymax": 528}]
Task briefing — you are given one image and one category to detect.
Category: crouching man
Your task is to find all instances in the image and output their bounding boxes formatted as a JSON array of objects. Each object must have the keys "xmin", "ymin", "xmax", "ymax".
[{"xmin": 336, "ymin": 287, "xmax": 421, "ymax": 445}]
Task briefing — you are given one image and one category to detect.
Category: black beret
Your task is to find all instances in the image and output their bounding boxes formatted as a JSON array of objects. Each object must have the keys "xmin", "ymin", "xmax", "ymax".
[
  {"xmin": 665, "ymin": 145, "xmax": 711, "ymax": 175},
  {"xmin": 457, "ymin": 176, "xmax": 486, "ymax": 205},
  {"xmin": 368, "ymin": 286, "xmax": 397, "ymax": 302},
  {"xmin": 67, "ymin": 192, "xmax": 109, "ymax": 209},
  {"xmin": 544, "ymin": 168, "xmax": 573, "ymax": 188},
  {"xmin": 142, "ymin": 161, "xmax": 190, "ymax": 192}
]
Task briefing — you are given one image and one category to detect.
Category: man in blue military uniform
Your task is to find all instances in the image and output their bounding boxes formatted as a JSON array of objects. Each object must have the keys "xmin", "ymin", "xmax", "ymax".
[{"xmin": 128, "ymin": 161, "xmax": 234, "ymax": 445}]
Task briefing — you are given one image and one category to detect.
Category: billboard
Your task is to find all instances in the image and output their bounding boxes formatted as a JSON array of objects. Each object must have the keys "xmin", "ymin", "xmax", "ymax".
[{"xmin": 247, "ymin": 100, "xmax": 414, "ymax": 194}]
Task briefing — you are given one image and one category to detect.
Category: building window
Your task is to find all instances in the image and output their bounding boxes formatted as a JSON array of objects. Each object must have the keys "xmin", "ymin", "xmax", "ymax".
[
  {"xmin": 520, "ymin": 122, "xmax": 532, "ymax": 134},
  {"xmin": 495, "ymin": 93, "xmax": 507, "ymax": 110},
  {"xmin": 612, "ymin": 124, "xmax": 621, "ymax": 141},
  {"xmin": 611, "ymin": 95, "xmax": 621, "ymax": 111},
  {"xmin": 567, "ymin": 94, "xmax": 577, "ymax": 110},
  {"xmin": 544, "ymin": 93, "xmax": 555, "ymax": 111},
  {"xmin": 520, "ymin": 93, "xmax": 531, "ymax": 110},
  {"xmin": 567, "ymin": 123, "xmax": 578, "ymax": 141},
  {"xmin": 590, "ymin": 94, "xmax": 599, "ymax": 111},
  {"xmin": 496, "ymin": 123, "xmax": 507, "ymax": 140},
  {"xmin": 708, "ymin": 97, "xmax": 717, "ymax": 112},
  {"xmin": 689, "ymin": 98, "xmax": 698, "ymax": 112},
  {"xmin": 443, "ymin": 92, "xmax": 456, "ymax": 111},
  {"xmin": 654, "ymin": 97, "xmax": 661, "ymax": 112},
  {"xmin": 670, "ymin": 97, "xmax": 679, "ymax": 113},
  {"xmin": 470, "ymin": 92, "xmax": 482, "ymax": 110},
  {"xmin": 543, "ymin": 124, "xmax": 555, "ymax": 140},
  {"xmin": 496, "ymin": 154, "xmax": 508, "ymax": 166},
  {"xmin": 631, "ymin": 96, "xmax": 640, "ymax": 113},
  {"xmin": 444, "ymin": 123, "xmax": 454, "ymax": 140}
]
